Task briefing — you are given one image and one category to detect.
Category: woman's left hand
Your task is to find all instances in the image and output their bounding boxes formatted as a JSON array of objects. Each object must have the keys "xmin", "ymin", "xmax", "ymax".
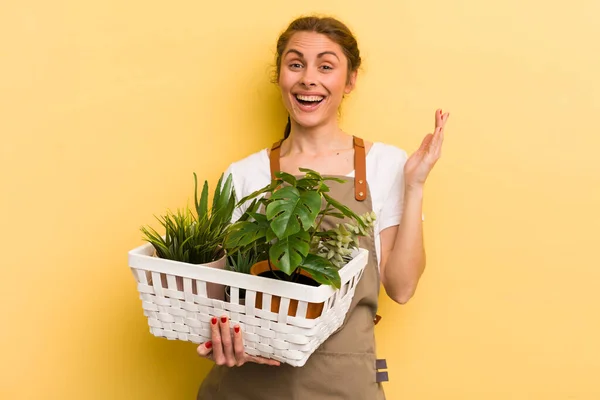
[{"xmin": 404, "ymin": 109, "xmax": 449, "ymax": 189}]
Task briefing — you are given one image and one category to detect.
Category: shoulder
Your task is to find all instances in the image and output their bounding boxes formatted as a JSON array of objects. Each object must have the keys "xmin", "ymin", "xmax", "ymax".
[
  {"xmin": 226, "ymin": 148, "xmax": 269, "ymax": 177},
  {"xmin": 225, "ymin": 148, "xmax": 271, "ymax": 199},
  {"xmin": 367, "ymin": 141, "xmax": 408, "ymax": 169}
]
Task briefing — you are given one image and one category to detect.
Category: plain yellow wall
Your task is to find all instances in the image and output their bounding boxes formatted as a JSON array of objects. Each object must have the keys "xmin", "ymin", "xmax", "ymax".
[{"xmin": 2, "ymin": 0, "xmax": 599, "ymax": 399}]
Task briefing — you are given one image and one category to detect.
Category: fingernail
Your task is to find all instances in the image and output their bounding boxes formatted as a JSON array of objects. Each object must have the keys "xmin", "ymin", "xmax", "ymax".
[
  {"xmin": 211, "ymin": 317, "xmax": 217, "ymax": 325},
  {"xmin": 205, "ymin": 341, "xmax": 212, "ymax": 349},
  {"xmin": 234, "ymin": 326, "xmax": 240, "ymax": 333},
  {"xmin": 221, "ymin": 316, "xmax": 228, "ymax": 324}
]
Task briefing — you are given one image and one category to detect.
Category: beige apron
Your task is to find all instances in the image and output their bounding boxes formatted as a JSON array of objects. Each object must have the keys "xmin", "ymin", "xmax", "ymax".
[{"xmin": 197, "ymin": 137, "xmax": 386, "ymax": 399}]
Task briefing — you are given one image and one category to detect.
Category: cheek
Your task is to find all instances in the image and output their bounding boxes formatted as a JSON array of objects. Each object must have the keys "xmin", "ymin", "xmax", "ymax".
[
  {"xmin": 325, "ymin": 77, "xmax": 348, "ymax": 100},
  {"xmin": 278, "ymin": 69, "xmax": 295, "ymax": 88}
]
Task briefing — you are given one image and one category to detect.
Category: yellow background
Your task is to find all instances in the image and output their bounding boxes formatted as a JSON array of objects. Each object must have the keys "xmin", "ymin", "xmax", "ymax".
[{"xmin": 2, "ymin": 0, "xmax": 599, "ymax": 399}]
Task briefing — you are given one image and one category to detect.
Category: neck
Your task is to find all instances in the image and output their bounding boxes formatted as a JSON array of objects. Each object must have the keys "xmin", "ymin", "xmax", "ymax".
[{"xmin": 284, "ymin": 119, "xmax": 351, "ymax": 156}]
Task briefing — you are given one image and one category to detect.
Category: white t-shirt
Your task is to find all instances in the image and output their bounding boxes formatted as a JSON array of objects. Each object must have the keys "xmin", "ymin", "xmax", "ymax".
[{"xmin": 224, "ymin": 142, "xmax": 408, "ymax": 268}]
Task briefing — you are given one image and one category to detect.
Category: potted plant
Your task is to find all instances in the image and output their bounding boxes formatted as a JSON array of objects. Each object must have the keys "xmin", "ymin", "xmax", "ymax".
[
  {"xmin": 223, "ymin": 242, "xmax": 263, "ymax": 305},
  {"xmin": 140, "ymin": 172, "xmax": 236, "ymax": 299},
  {"xmin": 224, "ymin": 168, "xmax": 375, "ymax": 318}
]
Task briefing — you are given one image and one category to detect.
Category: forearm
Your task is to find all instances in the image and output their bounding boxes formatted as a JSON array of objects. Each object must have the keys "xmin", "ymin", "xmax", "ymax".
[{"xmin": 382, "ymin": 185, "xmax": 426, "ymax": 304}]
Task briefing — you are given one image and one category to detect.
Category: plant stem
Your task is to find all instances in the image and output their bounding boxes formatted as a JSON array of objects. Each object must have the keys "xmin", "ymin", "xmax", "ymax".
[{"xmin": 310, "ymin": 203, "xmax": 332, "ymax": 251}]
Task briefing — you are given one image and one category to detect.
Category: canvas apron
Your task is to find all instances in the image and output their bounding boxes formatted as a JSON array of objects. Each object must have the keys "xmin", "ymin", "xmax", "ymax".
[{"xmin": 197, "ymin": 137, "xmax": 386, "ymax": 399}]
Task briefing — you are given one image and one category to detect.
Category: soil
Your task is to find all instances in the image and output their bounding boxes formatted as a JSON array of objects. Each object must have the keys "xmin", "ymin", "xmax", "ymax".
[{"xmin": 258, "ymin": 270, "xmax": 320, "ymax": 287}]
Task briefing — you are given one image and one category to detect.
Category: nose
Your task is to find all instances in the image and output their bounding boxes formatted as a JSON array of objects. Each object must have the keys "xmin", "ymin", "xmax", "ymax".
[{"xmin": 300, "ymin": 68, "xmax": 317, "ymax": 87}]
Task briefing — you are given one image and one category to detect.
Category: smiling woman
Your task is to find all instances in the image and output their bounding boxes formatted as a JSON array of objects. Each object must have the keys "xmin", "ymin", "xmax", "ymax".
[
  {"xmin": 196, "ymin": 15, "xmax": 449, "ymax": 400},
  {"xmin": 275, "ymin": 17, "xmax": 361, "ymax": 140}
]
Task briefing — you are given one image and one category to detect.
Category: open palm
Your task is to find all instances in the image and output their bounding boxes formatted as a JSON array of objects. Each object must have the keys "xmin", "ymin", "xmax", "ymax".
[{"xmin": 404, "ymin": 109, "xmax": 449, "ymax": 188}]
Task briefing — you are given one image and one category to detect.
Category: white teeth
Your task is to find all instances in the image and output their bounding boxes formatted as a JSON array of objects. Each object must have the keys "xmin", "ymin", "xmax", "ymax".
[{"xmin": 295, "ymin": 94, "xmax": 324, "ymax": 102}]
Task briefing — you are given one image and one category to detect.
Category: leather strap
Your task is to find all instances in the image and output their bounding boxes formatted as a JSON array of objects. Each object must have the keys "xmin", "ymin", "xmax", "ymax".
[
  {"xmin": 270, "ymin": 138, "xmax": 367, "ymax": 203},
  {"xmin": 353, "ymin": 136, "xmax": 367, "ymax": 201}
]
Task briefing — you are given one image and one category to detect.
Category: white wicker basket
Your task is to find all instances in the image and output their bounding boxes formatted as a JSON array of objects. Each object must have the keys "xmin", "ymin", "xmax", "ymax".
[{"xmin": 128, "ymin": 244, "xmax": 368, "ymax": 367}]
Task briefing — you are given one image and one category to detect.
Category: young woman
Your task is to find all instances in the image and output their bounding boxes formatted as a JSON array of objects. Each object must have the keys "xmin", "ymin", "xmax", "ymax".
[{"xmin": 196, "ymin": 16, "xmax": 449, "ymax": 399}]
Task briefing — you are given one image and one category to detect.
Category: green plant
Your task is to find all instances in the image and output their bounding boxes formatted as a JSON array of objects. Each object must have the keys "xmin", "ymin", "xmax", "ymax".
[
  {"xmin": 226, "ymin": 242, "xmax": 264, "ymax": 274},
  {"xmin": 141, "ymin": 173, "xmax": 235, "ymax": 264},
  {"xmin": 224, "ymin": 169, "xmax": 374, "ymax": 288},
  {"xmin": 315, "ymin": 211, "xmax": 377, "ymax": 268}
]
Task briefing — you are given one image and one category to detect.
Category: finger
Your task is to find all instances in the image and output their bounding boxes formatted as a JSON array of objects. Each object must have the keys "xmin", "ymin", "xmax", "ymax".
[
  {"xmin": 429, "ymin": 127, "xmax": 441, "ymax": 149},
  {"xmin": 427, "ymin": 127, "xmax": 443, "ymax": 155},
  {"xmin": 441, "ymin": 111, "xmax": 450, "ymax": 124},
  {"xmin": 435, "ymin": 109, "xmax": 443, "ymax": 128},
  {"xmin": 437, "ymin": 110, "xmax": 451, "ymax": 130},
  {"xmin": 219, "ymin": 316, "xmax": 236, "ymax": 367},
  {"xmin": 210, "ymin": 316, "xmax": 226, "ymax": 365},
  {"xmin": 196, "ymin": 341, "xmax": 214, "ymax": 359},
  {"xmin": 429, "ymin": 127, "xmax": 444, "ymax": 159},
  {"xmin": 232, "ymin": 325, "xmax": 246, "ymax": 367},
  {"xmin": 419, "ymin": 133, "xmax": 434, "ymax": 153},
  {"xmin": 435, "ymin": 126, "xmax": 445, "ymax": 158},
  {"xmin": 247, "ymin": 355, "xmax": 281, "ymax": 366}
]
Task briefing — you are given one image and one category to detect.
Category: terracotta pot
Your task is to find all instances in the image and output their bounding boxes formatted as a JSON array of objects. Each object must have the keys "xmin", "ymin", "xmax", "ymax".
[{"xmin": 250, "ymin": 260, "xmax": 324, "ymax": 319}]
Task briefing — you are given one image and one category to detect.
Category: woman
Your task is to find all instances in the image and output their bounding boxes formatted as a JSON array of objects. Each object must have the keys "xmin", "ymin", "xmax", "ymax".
[{"xmin": 196, "ymin": 16, "xmax": 449, "ymax": 399}]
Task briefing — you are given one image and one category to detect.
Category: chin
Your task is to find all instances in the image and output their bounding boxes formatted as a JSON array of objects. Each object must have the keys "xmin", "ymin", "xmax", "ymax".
[{"xmin": 291, "ymin": 113, "xmax": 335, "ymax": 130}]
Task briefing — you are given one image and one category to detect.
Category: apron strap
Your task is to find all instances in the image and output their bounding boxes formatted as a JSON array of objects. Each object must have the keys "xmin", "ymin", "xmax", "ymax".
[
  {"xmin": 269, "ymin": 137, "xmax": 368, "ymax": 203},
  {"xmin": 352, "ymin": 136, "xmax": 367, "ymax": 202}
]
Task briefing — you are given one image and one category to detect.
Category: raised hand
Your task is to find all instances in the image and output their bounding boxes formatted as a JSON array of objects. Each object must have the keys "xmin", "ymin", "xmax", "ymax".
[
  {"xmin": 196, "ymin": 315, "xmax": 281, "ymax": 367},
  {"xmin": 403, "ymin": 109, "xmax": 449, "ymax": 189}
]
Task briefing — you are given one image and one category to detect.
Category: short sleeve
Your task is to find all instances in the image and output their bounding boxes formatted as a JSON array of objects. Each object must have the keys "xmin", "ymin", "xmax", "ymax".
[
  {"xmin": 221, "ymin": 149, "xmax": 272, "ymax": 223},
  {"xmin": 377, "ymin": 149, "xmax": 407, "ymax": 233}
]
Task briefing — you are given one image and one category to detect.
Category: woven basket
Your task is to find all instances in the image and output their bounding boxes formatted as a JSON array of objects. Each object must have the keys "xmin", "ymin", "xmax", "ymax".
[{"xmin": 128, "ymin": 244, "xmax": 368, "ymax": 367}]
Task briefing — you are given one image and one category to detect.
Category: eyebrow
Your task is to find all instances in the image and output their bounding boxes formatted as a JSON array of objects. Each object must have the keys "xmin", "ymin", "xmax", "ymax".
[{"xmin": 284, "ymin": 49, "xmax": 340, "ymax": 61}]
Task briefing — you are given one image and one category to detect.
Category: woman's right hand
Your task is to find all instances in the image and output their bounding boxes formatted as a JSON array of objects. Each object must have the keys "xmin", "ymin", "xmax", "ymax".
[{"xmin": 196, "ymin": 315, "xmax": 281, "ymax": 367}]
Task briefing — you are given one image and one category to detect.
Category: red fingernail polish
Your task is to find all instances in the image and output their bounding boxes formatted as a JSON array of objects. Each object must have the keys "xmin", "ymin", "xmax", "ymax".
[
  {"xmin": 221, "ymin": 316, "xmax": 228, "ymax": 323},
  {"xmin": 234, "ymin": 326, "xmax": 240, "ymax": 333},
  {"xmin": 211, "ymin": 317, "xmax": 217, "ymax": 325},
  {"xmin": 205, "ymin": 341, "xmax": 212, "ymax": 349}
]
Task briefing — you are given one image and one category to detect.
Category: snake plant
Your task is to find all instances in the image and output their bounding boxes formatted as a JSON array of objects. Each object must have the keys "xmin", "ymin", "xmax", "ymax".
[{"xmin": 141, "ymin": 173, "xmax": 235, "ymax": 264}]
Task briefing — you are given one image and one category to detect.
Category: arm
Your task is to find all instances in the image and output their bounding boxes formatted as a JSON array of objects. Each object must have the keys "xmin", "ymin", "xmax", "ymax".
[
  {"xmin": 379, "ymin": 109, "xmax": 449, "ymax": 304},
  {"xmin": 379, "ymin": 185, "xmax": 425, "ymax": 304}
]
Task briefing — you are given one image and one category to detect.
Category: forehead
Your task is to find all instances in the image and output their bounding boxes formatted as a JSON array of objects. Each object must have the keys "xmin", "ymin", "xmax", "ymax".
[{"xmin": 284, "ymin": 31, "xmax": 344, "ymax": 57}]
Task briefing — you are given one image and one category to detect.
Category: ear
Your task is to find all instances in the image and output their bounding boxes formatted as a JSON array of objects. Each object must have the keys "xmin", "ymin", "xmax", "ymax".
[{"xmin": 345, "ymin": 70, "xmax": 358, "ymax": 94}]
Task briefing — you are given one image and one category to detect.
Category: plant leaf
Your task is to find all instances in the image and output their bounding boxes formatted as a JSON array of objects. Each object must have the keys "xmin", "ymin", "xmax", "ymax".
[
  {"xmin": 211, "ymin": 173, "xmax": 224, "ymax": 215},
  {"xmin": 214, "ymin": 173, "xmax": 233, "ymax": 214},
  {"xmin": 300, "ymin": 254, "xmax": 341, "ymax": 288},
  {"xmin": 269, "ymin": 231, "xmax": 310, "ymax": 275},
  {"xmin": 295, "ymin": 178, "xmax": 321, "ymax": 190},
  {"xmin": 247, "ymin": 212, "xmax": 268, "ymax": 224},
  {"xmin": 194, "ymin": 173, "xmax": 209, "ymax": 220},
  {"xmin": 225, "ymin": 221, "xmax": 266, "ymax": 249},
  {"xmin": 274, "ymin": 171, "xmax": 297, "ymax": 187},
  {"xmin": 266, "ymin": 226, "xmax": 277, "ymax": 242},
  {"xmin": 323, "ymin": 193, "xmax": 365, "ymax": 227},
  {"xmin": 236, "ymin": 181, "xmax": 278, "ymax": 208},
  {"xmin": 266, "ymin": 186, "xmax": 321, "ymax": 239},
  {"xmin": 322, "ymin": 176, "xmax": 347, "ymax": 183},
  {"xmin": 297, "ymin": 168, "xmax": 323, "ymax": 179}
]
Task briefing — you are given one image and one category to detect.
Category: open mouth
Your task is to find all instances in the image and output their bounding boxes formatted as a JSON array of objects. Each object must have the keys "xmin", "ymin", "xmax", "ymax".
[{"xmin": 294, "ymin": 94, "xmax": 325, "ymax": 109}]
